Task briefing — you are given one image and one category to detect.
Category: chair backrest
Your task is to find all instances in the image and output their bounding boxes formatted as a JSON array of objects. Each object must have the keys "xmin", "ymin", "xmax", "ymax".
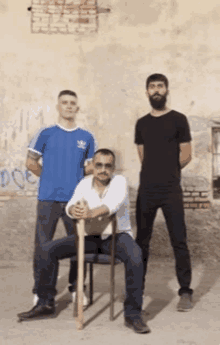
[{"xmin": 72, "ymin": 214, "xmax": 122, "ymax": 264}]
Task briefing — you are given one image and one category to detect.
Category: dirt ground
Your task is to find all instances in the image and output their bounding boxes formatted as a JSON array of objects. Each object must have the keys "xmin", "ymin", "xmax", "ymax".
[
  {"xmin": 1, "ymin": 258, "xmax": 220, "ymax": 345},
  {"xmin": 1, "ymin": 198, "xmax": 220, "ymax": 344}
]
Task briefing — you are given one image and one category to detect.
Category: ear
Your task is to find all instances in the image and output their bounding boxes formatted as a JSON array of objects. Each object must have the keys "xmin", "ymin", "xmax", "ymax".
[
  {"xmin": 76, "ymin": 106, "xmax": 79, "ymax": 113},
  {"xmin": 56, "ymin": 104, "xmax": 59, "ymax": 112},
  {"xmin": 145, "ymin": 90, "xmax": 149, "ymax": 98}
]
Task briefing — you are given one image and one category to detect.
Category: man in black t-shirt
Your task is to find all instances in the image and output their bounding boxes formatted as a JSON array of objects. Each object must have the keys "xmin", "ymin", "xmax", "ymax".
[{"xmin": 135, "ymin": 73, "xmax": 193, "ymax": 312}]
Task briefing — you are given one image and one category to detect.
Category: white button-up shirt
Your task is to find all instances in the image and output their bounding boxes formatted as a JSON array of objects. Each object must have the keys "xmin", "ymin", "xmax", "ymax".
[{"xmin": 66, "ymin": 175, "xmax": 133, "ymax": 239}]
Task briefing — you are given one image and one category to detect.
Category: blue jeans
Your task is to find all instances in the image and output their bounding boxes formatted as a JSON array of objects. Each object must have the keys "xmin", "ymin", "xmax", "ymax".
[
  {"xmin": 33, "ymin": 201, "xmax": 78, "ymax": 294},
  {"xmin": 36, "ymin": 232, "xmax": 143, "ymax": 319},
  {"xmin": 136, "ymin": 188, "xmax": 193, "ymax": 296}
]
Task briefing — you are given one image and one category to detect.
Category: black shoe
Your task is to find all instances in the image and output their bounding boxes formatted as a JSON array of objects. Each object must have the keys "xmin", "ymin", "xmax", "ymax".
[
  {"xmin": 17, "ymin": 301, "xmax": 55, "ymax": 322},
  {"xmin": 125, "ymin": 316, "xmax": 151, "ymax": 334}
]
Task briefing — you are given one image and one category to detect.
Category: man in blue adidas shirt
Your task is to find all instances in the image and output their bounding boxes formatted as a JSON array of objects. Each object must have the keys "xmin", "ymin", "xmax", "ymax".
[{"xmin": 26, "ymin": 90, "xmax": 97, "ymax": 306}]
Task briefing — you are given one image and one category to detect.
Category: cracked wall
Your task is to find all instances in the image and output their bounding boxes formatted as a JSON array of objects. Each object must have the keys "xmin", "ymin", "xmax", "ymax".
[{"xmin": 1, "ymin": 0, "xmax": 220, "ymax": 259}]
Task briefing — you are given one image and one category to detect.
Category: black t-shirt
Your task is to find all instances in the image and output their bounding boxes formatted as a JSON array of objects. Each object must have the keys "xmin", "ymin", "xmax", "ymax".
[{"xmin": 135, "ymin": 110, "xmax": 192, "ymax": 192}]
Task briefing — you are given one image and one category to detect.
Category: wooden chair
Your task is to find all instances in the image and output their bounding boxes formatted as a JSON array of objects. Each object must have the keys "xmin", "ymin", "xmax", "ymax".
[{"xmin": 74, "ymin": 214, "xmax": 122, "ymax": 329}]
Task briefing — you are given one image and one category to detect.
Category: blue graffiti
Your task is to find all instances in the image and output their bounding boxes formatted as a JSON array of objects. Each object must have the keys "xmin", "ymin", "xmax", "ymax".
[
  {"xmin": 0, "ymin": 168, "xmax": 37, "ymax": 189},
  {"xmin": 0, "ymin": 170, "xmax": 10, "ymax": 188}
]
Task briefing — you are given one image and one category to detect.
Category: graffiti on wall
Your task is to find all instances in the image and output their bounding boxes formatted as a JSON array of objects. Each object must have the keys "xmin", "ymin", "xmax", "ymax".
[{"xmin": 0, "ymin": 168, "xmax": 37, "ymax": 189}]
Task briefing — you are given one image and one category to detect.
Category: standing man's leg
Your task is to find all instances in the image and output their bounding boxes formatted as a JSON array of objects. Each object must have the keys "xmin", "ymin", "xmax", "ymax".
[
  {"xmin": 161, "ymin": 190, "xmax": 193, "ymax": 310},
  {"xmin": 17, "ymin": 235, "xmax": 99, "ymax": 321},
  {"xmin": 33, "ymin": 201, "xmax": 61, "ymax": 296},
  {"xmin": 101, "ymin": 233, "xmax": 150, "ymax": 333},
  {"xmin": 136, "ymin": 192, "xmax": 158, "ymax": 291}
]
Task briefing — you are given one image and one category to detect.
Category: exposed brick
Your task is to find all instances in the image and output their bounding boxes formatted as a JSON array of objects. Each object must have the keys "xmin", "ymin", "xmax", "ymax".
[
  {"xmin": 183, "ymin": 192, "xmax": 191, "ymax": 196},
  {"xmin": 194, "ymin": 197, "xmax": 209, "ymax": 202},
  {"xmin": 198, "ymin": 203, "xmax": 210, "ymax": 209},
  {"xmin": 200, "ymin": 202, "xmax": 210, "ymax": 208},
  {"xmin": 183, "ymin": 197, "xmax": 194, "ymax": 202},
  {"xmin": 184, "ymin": 203, "xmax": 189, "ymax": 208},
  {"xmin": 189, "ymin": 203, "xmax": 198, "ymax": 208},
  {"xmin": 185, "ymin": 187, "xmax": 195, "ymax": 192},
  {"xmin": 192, "ymin": 192, "xmax": 199, "ymax": 196},
  {"xmin": 195, "ymin": 186, "xmax": 209, "ymax": 192},
  {"xmin": 201, "ymin": 192, "xmax": 209, "ymax": 197}
]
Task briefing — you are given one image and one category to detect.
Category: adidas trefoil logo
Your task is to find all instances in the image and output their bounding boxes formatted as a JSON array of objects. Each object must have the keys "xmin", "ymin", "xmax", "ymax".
[{"xmin": 77, "ymin": 140, "xmax": 86, "ymax": 150}]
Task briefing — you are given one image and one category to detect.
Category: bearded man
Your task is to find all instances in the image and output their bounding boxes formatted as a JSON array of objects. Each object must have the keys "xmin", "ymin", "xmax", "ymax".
[{"xmin": 135, "ymin": 73, "xmax": 193, "ymax": 312}]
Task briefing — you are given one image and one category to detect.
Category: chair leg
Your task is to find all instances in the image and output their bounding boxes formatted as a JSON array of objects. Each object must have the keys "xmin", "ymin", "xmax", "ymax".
[
  {"xmin": 110, "ymin": 260, "xmax": 115, "ymax": 321},
  {"xmin": 74, "ymin": 234, "xmax": 78, "ymax": 318},
  {"xmin": 89, "ymin": 263, "xmax": 93, "ymax": 305},
  {"xmin": 73, "ymin": 289, "xmax": 78, "ymax": 317}
]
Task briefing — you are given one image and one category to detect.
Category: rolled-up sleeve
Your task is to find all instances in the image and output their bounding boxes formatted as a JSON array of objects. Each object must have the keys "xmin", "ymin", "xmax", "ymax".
[
  {"xmin": 65, "ymin": 181, "xmax": 85, "ymax": 218},
  {"xmin": 102, "ymin": 175, "xmax": 127, "ymax": 215}
]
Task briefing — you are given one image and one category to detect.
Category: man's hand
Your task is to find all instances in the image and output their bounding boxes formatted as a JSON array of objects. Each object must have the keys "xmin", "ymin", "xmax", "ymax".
[
  {"xmin": 69, "ymin": 200, "xmax": 92, "ymax": 219},
  {"xmin": 84, "ymin": 161, "xmax": 94, "ymax": 176},
  {"xmin": 137, "ymin": 145, "xmax": 144, "ymax": 164}
]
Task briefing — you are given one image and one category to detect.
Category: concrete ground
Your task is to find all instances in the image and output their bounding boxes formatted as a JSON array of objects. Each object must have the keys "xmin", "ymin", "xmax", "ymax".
[{"xmin": 1, "ymin": 258, "xmax": 220, "ymax": 345}]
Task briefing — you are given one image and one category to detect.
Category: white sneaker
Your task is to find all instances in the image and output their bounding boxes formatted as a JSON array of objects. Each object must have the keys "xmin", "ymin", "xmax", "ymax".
[
  {"xmin": 72, "ymin": 291, "xmax": 88, "ymax": 307},
  {"xmin": 33, "ymin": 294, "xmax": 39, "ymax": 306}
]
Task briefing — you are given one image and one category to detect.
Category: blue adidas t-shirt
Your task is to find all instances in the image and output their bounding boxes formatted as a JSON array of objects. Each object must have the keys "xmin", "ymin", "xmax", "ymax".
[{"xmin": 28, "ymin": 124, "xmax": 97, "ymax": 202}]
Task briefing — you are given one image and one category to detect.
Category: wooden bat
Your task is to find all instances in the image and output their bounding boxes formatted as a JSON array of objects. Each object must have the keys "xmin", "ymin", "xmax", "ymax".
[{"xmin": 76, "ymin": 211, "xmax": 85, "ymax": 330}]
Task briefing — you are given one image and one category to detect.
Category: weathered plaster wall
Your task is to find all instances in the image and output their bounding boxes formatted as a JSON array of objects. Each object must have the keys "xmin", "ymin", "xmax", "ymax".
[
  {"xmin": 1, "ymin": 0, "xmax": 220, "ymax": 186},
  {"xmin": 1, "ymin": 0, "xmax": 220, "ymax": 260}
]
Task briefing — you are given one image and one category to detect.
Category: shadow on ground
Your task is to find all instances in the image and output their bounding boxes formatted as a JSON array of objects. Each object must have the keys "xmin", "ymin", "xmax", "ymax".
[{"xmin": 51, "ymin": 257, "xmax": 220, "ymax": 326}]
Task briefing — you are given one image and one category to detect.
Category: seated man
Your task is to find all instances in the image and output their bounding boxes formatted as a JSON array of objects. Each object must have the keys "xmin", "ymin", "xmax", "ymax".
[{"xmin": 17, "ymin": 149, "xmax": 150, "ymax": 334}]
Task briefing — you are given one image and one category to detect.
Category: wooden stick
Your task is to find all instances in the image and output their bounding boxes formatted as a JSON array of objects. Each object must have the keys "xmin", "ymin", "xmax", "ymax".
[
  {"xmin": 110, "ymin": 215, "xmax": 116, "ymax": 321},
  {"xmin": 76, "ymin": 218, "xmax": 85, "ymax": 330}
]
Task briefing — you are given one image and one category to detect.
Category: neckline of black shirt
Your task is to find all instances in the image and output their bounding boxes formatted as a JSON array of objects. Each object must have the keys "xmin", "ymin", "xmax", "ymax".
[{"xmin": 148, "ymin": 110, "xmax": 173, "ymax": 119}]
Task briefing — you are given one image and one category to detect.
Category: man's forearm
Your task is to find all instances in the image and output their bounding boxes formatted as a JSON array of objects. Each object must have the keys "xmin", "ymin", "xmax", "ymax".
[
  {"xmin": 137, "ymin": 145, "xmax": 144, "ymax": 164},
  {"xmin": 88, "ymin": 205, "xmax": 110, "ymax": 219},
  {"xmin": 26, "ymin": 153, "xmax": 42, "ymax": 177},
  {"xmin": 179, "ymin": 142, "xmax": 192, "ymax": 169},
  {"xmin": 27, "ymin": 163, "xmax": 42, "ymax": 177},
  {"xmin": 68, "ymin": 204, "xmax": 109, "ymax": 219}
]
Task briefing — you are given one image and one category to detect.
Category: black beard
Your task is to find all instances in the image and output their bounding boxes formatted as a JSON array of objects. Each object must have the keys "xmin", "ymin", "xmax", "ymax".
[{"xmin": 149, "ymin": 94, "xmax": 167, "ymax": 110}]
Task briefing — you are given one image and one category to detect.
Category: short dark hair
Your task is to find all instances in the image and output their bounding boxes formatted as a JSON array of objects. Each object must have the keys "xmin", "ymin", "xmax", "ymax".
[
  {"xmin": 93, "ymin": 149, "xmax": 116, "ymax": 165},
  {"xmin": 146, "ymin": 74, "xmax": 169, "ymax": 90},
  {"xmin": 58, "ymin": 90, "xmax": 78, "ymax": 99}
]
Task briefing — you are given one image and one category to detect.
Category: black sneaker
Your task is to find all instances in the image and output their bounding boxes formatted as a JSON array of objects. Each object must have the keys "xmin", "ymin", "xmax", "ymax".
[
  {"xmin": 17, "ymin": 300, "xmax": 55, "ymax": 322},
  {"xmin": 125, "ymin": 316, "xmax": 151, "ymax": 334},
  {"xmin": 177, "ymin": 293, "xmax": 193, "ymax": 312}
]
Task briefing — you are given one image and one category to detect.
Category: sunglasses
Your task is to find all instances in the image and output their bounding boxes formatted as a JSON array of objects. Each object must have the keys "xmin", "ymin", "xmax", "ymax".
[{"xmin": 94, "ymin": 163, "xmax": 114, "ymax": 169}]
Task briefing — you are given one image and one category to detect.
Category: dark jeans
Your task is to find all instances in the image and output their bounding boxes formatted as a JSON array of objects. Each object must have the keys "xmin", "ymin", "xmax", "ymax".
[
  {"xmin": 36, "ymin": 232, "xmax": 143, "ymax": 319},
  {"xmin": 136, "ymin": 188, "xmax": 193, "ymax": 296},
  {"xmin": 33, "ymin": 201, "xmax": 79, "ymax": 294}
]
